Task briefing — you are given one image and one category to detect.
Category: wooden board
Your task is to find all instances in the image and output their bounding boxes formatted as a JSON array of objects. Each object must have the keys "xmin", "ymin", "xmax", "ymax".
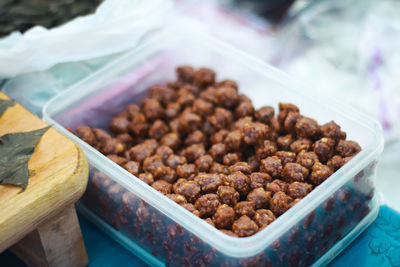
[{"xmin": 0, "ymin": 92, "xmax": 89, "ymax": 253}]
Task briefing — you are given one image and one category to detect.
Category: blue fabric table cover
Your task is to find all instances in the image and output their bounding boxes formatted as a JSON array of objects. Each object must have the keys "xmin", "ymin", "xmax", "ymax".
[{"xmin": 1, "ymin": 205, "xmax": 399, "ymax": 266}]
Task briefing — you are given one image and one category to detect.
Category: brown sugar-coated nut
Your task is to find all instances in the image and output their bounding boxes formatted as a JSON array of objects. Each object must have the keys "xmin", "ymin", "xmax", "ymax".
[
  {"xmin": 217, "ymin": 185, "xmax": 240, "ymax": 206},
  {"xmin": 169, "ymin": 118, "xmax": 180, "ymax": 134},
  {"xmin": 149, "ymin": 86, "xmax": 176, "ymax": 106},
  {"xmin": 143, "ymin": 139, "xmax": 158, "ymax": 151},
  {"xmin": 229, "ymin": 162, "xmax": 251, "ymax": 175},
  {"xmin": 224, "ymin": 130, "xmax": 243, "ymax": 151},
  {"xmin": 255, "ymin": 140, "xmax": 277, "ymax": 160},
  {"xmin": 116, "ymin": 133, "xmax": 134, "ymax": 147},
  {"xmin": 327, "ymin": 155, "xmax": 343, "ymax": 171},
  {"xmin": 195, "ymin": 193, "xmax": 220, "ymax": 218},
  {"xmin": 321, "ymin": 121, "xmax": 346, "ymax": 141},
  {"xmin": 155, "ymin": 166, "xmax": 177, "ymax": 183},
  {"xmin": 247, "ymin": 188, "xmax": 272, "ymax": 209},
  {"xmin": 195, "ymin": 155, "xmax": 214, "ymax": 172},
  {"xmin": 220, "ymin": 229, "xmax": 238, "ymax": 237},
  {"xmin": 249, "ymin": 172, "xmax": 272, "ymax": 189},
  {"xmin": 247, "ymin": 155, "xmax": 260, "ymax": 172},
  {"xmin": 210, "ymin": 129, "xmax": 229, "ymax": 144},
  {"xmin": 204, "ymin": 217, "xmax": 215, "ymax": 227},
  {"xmin": 208, "ymin": 107, "xmax": 233, "ymax": 130},
  {"xmin": 287, "ymin": 182, "xmax": 313, "ymax": 199},
  {"xmin": 295, "ymin": 117, "xmax": 320, "ymax": 139},
  {"xmin": 296, "ymin": 151, "xmax": 319, "ymax": 169},
  {"xmin": 253, "ymin": 209, "xmax": 276, "ymax": 229},
  {"xmin": 176, "ymin": 164, "xmax": 198, "ymax": 179},
  {"xmin": 173, "ymin": 179, "xmax": 201, "ymax": 203},
  {"xmin": 213, "ymin": 204, "xmax": 235, "ymax": 229},
  {"xmin": 260, "ymin": 156, "xmax": 282, "ymax": 178},
  {"xmin": 109, "ymin": 116, "xmax": 130, "ymax": 135},
  {"xmin": 270, "ymin": 117, "xmax": 281, "ymax": 133},
  {"xmin": 129, "ymin": 144, "xmax": 154, "ymax": 162},
  {"xmin": 270, "ymin": 191, "xmax": 293, "ymax": 216},
  {"xmin": 138, "ymin": 173, "xmax": 154, "ymax": 185},
  {"xmin": 151, "ymin": 180, "xmax": 172, "ymax": 195},
  {"xmin": 167, "ymin": 194, "xmax": 187, "ymax": 205},
  {"xmin": 275, "ymin": 151, "xmax": 296, "ymax": 166},
  {"xmin": 223, "ymin": 153, "xmax": 241, "ymax": 166},
  {"xmin": 165, "ymin": 102, "xmax": 181, "ymax": 119},
  {"xmin": 129, "ymin": 113, "xmax": 148, "ymax": 137},
  {"xmin": 195, "ymin": 173, "xmax": 223, "ymax": 193},
  {"xmin": 193, "ymin": 68, "xmax": 216, "ymax": 87},
  {"xmin": 200, "ymin": 87, "xmax": 217, "ymax": 103},
  {"xmin": 166, "ymin": 154, "xmax": 187, "ymax": 170},
  {"xmin": 242, "ymin": 122, "xmax": 270, "ymax": 145},
  {"xmin": 216, "ymin": 79, "xmax": 238, "ymax": 90},
  {"xmin": 142, "ymin": 155, "xmax": 163, "ymax": 173},
  {"xmin": 124, "ymin": 104, "xmax": 140, "ymax": 120},
  {"xmin": 255, "ymin": 106, "xmax": 275, "ymax": 124},
  {"xmin": 209, "ymin": 143, "xmax": 227, "ymax": 162},
  {"xmin": 176, "ymin": 89, "xmax": 195, "ymax": 107},
  {"xmin": 75, "ymin": 126, "xmax": 96, "ymax": 146},
  {"xmin": 284, "ymin": 112, "xmax": 301, "ymax": 133},
  {"xmin": 123, "ymin": 161, "xmax": 140, "ymax": 176},
  {"xmin": 281, "ymin": 163, "xmax": 309, "ymax": 183},
  {"xmin": 290, "ymin": 139, "xmax": 312, "ymax": 154},
  {"xmin": 225, "ymin": 172, "xmax": 250, "ymax": 196},
  {"xmin": 160, "ymin": 132, "xmax": 181, "ymax": 150},
  {"xmin": 107, "ymin": 155, "xmax": 128, "ymax": 166},
  {"xmin": 101, "ymin": 138, "xmax": 125, "ymax": 155},
  {"xmin": 155, "ymin": 145, "xmax": 174, "ymax": 163},
  {"xmin": 141, "ymin": 98, "xmax": 164, "ymax": 121},
  {"xmin": 232, "ymin": 215, "xmax": 259, "ymax": 237},
  {"xmin": 309, "ymin": 162, "xmax": 333, "ymax": 185},
  {"xmin": 277, "ymin": 134, "xmax": 294, "ymax": 151},
  {"xmin": 192, "ymin": 99, "xmax": 214, "ymax": 117},
  {"xmin": 93, "ymin": 128, "xmax": 111, "ymax": 143},
  {"xmin": 178, "ymin": 112, "xmax": 202, "ymax": 133},
  {"xmin": 215, "ymin": 86, "xmax": 239, "ymax": 108},
  {"xmin": 234, "ymin": 201, "xmax": 256, "ymax": 217},
  {"xmin": 278, "ymin": 103, "xmax": 300, "ymax": 123},
  {"xmin": 313, "ymin": 137, "xmax": 336, "ymax": 162},
  {"xmin": 336, "ymin": 140, "xmax": 361, "ymax": 157},
  {"xmin": 181, "ymin": 144, "xmax": 206, "ymax": 162},
  {"xmin": 177, "ymin": 65, "xmax": 195, "ymax": 83},
  {"xmin": 184, "ymin": 130, "xmax": 206, "ymax": 146},
  {"xmin": 209, "ymin": 163, "xmax": 230, "ymax": 175},
  {"xmin": 148, "ymin": 120, "xmax": 169, "ymax": 140},
  {"xmin": 265, "ymin": 179, "xmax": 288, "ymax": 194},
  {"xmin": 234, "ymin": 97, "xmax": 255, "ymax": 119},
  {"xmin": 232, "ymin": 116, "xmax": 253, "ymax": 131}
]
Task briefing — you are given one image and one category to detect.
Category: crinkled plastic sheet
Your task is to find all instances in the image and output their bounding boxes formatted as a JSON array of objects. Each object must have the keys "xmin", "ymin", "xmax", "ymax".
[{"xmin": 0, "ymin": 0, "xmax": 172, "ymax": 78}]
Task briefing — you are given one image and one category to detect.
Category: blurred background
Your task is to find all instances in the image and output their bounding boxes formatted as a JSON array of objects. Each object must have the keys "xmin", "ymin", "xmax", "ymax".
[
  {"xmin": 0, "ymin": 0, "xmax": 399, "ymax": 265},
  {"xmin": 1, "ymin": 0, "xmax": 399, "ymax": 211}
]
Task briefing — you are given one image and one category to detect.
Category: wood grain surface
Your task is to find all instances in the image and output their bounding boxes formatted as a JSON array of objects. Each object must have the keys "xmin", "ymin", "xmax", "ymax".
[{"xmin": 0, "ymin": 92, "xmax": 89, "ymax": 254}]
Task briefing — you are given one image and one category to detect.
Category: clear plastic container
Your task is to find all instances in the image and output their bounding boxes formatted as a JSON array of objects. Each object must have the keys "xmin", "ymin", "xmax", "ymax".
[{"xmin": 43, "ymin": 29, "xmax": 384, "ymax": 266}]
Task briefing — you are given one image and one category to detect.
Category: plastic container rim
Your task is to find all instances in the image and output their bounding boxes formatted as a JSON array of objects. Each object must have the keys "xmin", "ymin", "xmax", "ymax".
[{"xmin": 42, "ymin": 27, "xmax": 384, "ymax": 258}]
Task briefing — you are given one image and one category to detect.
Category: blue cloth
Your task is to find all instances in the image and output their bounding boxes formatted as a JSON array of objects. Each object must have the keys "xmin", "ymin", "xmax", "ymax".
[{"xmin": 2, "ymin": 205, "xmax": 399, "ymax": 267}]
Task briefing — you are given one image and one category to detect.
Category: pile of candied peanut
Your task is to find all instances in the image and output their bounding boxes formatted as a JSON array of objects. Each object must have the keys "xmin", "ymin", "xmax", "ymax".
[{"xmin": 72, "ymin": 66, "xmax": 361, "ymax": 237}]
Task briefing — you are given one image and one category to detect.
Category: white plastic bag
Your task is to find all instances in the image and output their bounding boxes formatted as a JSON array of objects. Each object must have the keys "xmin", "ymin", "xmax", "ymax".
[{"xmin": 0, "ymin": 0, "xmax": 172, "ymax": 78}]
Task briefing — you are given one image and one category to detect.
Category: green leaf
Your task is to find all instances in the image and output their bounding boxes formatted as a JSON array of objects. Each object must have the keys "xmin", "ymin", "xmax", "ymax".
[
  {"xmin": 0, "ymin": 99, "xmax": 15, "ymax": 117},
  {"xmin": 0, "ymin": 126, "xmax": 51, "ymax": 192}
]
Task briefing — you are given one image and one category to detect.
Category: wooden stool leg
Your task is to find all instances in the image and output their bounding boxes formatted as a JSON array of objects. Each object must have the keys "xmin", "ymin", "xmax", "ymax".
[{"xmin": 10, "ymin": 206, "xmax": 88, "ymax": 267}]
